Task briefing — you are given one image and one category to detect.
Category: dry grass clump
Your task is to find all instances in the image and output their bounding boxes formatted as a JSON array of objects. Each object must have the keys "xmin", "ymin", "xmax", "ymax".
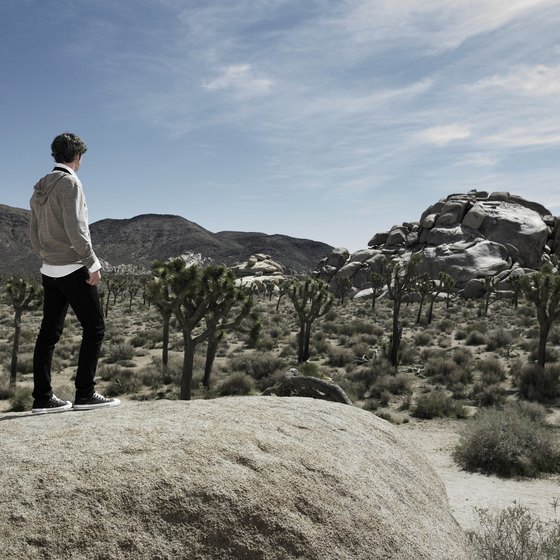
[
  {"xmin": 411, "ymin": 389, "xmax": 467, "ymax": 420},
  {"xmin": 453, "ymin": 403, "xmax": 560, "ymax": 478},
  {"xmin": 468, "ymin": 504, "xmax": 560, "ymax": 560},
  {"xmin": 517, "ymin": 364, "xmax": 560, "ymax": 404}
]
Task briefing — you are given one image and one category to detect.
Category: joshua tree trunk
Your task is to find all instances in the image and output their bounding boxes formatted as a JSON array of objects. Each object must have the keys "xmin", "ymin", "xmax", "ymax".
[
  {"xmin": 181, "ymin": 332, "xmax": 196, "ymax": 400},
  {"xmin": 537, "ymin": 320, "xmax": 551, "ymax": 368},
  {"xmin": 9, "ymin": 310, "xmax": 22, "ymax": 387},
  {"xmin": 203, "ymin": 331, "xmax": 220, "ymax": 390}
]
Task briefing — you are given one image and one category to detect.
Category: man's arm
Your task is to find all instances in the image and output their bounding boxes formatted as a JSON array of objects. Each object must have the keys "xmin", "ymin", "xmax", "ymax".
[{"xmin": 60, "ymin": 177, "xmax": 99, "ymax": 271}]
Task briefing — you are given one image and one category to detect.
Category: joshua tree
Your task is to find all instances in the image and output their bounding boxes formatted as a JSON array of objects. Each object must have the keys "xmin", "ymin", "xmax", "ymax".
[
  {"xmin": 162, "ymin": 260, "xmax": 255, "ymax": 399},
  {"xmin": 370, "ymin": 272, "xmax": 385, "ymax": 312},
  {"xmin": 103, "ymin": 274, "xmax": 126, "ymax": 317},
  {"xmin": 520, "ymin": 266, "xmax": 560, "ymax": 368},
  {"xmin": 285, "ymin": 277, "xmax": 333, "ymax": 363},
  {"xmin": 382, "ymin": 253, "xmax": 421, "ymax": 367},
  {"xmin": 2, "ymin": 277, "xmax": 42, "ymax": 386},
  {"xmin": 438, "ymin": 271, "xmax": 456, "ymax": 309},
  {"xmin": 483, "ymin": 275, "xmax": 495, "ymax": 316},
  {"xmin": 202, "ymin": 279, "xmax": 255, "ymax": 391},
  {"xmin": 414, "ymin": 273, "xmax": 433, "ymax": 324},
  {"xmin": 146, "ymin": 260, "xmax": 183, "ymax": 371}
]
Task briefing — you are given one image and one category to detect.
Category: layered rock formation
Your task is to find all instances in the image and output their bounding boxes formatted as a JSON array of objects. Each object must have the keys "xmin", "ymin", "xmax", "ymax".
[
  {"xmin": 0, "ymin": 398, "xmax": 472, "ymax": 560},
  {"xmin": 317, "ymin": 190, "xmax": 557, "ymax": 297}
]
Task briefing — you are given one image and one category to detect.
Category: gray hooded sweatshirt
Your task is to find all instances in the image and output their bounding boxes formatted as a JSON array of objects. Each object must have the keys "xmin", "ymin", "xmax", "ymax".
[{"xmin": 30, "ymin": 170, "xmax": 98, "ymax": 270}]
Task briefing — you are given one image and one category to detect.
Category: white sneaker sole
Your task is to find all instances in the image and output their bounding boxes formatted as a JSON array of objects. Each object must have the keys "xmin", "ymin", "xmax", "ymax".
[
  {"xmin": 73, "ymin": 398, "xmax": 121, "ymax": 411},
  {"xmin": 32, "ymin": 402, "xmax": 73, "ymax": 414}
]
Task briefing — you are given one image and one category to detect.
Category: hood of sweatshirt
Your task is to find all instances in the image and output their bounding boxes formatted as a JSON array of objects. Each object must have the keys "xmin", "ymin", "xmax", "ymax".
[{"xmin": 32, "ymin": 172, "xmax": 67, "ymax": 205}]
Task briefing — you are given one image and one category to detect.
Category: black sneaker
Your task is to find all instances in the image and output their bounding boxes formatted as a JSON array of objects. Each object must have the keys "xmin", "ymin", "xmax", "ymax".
[
  {"xmin": 32, "ymin": 395, "xmax": 73, "ymax": 415},
  {"xmin": 73, "ymin": 392, "xmax": 121, "ymax": 411}
]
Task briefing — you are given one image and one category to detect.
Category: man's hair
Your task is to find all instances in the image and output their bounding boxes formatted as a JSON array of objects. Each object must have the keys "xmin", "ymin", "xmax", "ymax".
[{"xmin": 51, "ymin": 132, "xmax": 87, "ymax": 164}]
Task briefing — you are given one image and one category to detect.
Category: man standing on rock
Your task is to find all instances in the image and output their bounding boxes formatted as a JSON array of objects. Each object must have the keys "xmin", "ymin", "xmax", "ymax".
[{"xmin": 29, "ymin": 132, "xmax": 120, "ymax": 414}]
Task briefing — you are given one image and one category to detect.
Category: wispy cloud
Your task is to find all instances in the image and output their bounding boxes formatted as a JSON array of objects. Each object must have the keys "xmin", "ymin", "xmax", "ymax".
[
  {"xmin": 470, "ymin": 64, "xmax": 560, "ymax": 97},
  {"xmin": 203, "ymin": 64, "xmax": 273, "ymax": 99},
  {"xmin": 417, "ymin": 124, "xmax": 472, "ymax": 146}
]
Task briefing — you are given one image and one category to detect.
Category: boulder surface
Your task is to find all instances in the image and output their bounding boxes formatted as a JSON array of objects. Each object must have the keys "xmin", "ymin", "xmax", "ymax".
[{"xmin": 0, "ymin": 398, "xmax": 472, "ymax": 560}]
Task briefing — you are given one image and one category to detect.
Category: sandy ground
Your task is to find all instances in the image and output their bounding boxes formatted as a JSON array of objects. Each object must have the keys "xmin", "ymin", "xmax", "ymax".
[{"xmin": 399, "ymin": 418, "xmax": 560, "ymax": 530}]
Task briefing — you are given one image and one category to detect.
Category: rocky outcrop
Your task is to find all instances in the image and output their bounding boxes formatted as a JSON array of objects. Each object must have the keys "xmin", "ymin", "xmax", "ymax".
[
  {"xmin": 317, "ymin": 190, "xmax": 557, "ymax": 297},
  {"xmin": 231, "ymin": 253, "xmax": 284, "ymax": 278},
  {"xmin": 0, "ymin": 398, "xmax": 472, "ymax": 560}
]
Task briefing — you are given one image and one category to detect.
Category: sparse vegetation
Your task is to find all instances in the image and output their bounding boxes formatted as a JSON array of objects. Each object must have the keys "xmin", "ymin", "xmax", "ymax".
[{"xmin": 453, "ymin": 403, "xmax": 560, "ymax": 478}]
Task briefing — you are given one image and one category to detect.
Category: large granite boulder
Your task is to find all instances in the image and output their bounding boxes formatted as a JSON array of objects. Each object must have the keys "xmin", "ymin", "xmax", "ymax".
[{"xmin": 0, "ymin": 398, "xmax": 473, "ymax": 560}]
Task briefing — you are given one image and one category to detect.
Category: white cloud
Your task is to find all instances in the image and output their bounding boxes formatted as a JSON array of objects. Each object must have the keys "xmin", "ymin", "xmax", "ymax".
[
  {"xmin": 203, "ymin": 64, "xmax": 273, "ymax": 98},
  {"xmin": 335, "ymin": 0, "xmax": 557, "ymax": 52},
  {"xmin": 482, "ymin": 123, "xmax": 560, "ymax": 147},
  {"xmin": 417, "ymin": 124, "xmax": 472, "ymax": 146},
  {"xmin": 471, "ymin": 64, "xmax": 560, "ymax": 96}
]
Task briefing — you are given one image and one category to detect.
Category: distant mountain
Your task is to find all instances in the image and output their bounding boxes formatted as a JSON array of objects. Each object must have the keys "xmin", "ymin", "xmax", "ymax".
[{"xmin": 0, "ymin": 205, "xmax": 333, "ymax": 275}]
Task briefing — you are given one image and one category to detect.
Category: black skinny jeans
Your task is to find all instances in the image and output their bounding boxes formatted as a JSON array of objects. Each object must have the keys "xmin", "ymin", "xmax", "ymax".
[{"xmin": 33, "ymin": 267, "xmax": 105, "ymax": 402}]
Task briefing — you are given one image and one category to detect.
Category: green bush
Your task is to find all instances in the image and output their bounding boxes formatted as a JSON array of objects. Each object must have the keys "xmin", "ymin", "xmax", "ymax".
[
  {"xmin": 228, "ymin": 353, "xmax": 286, "ymax": 380},
  {"xmin": 453, "ymin": 404, "xmax": 560, "ymax": 477},
  {"xmin": 468, "ymin": 504, "xmax": 560, "ymax": 560},
  {"xmin": 326, "ymin": 345, "xmax": 355, "ymax": 367},
  {"xmin": 478, "ymin": 357, "xmax": 506, "ymax": 385},
  {"xmin": 465, "ymin": 330, "xmax": 488, "ymax": 346},
  {"xmin": 103, "ymin": 342, "xmax": 136, "ymax": 364},
  {"xmin": 411, "ymin": 389, "xmax": 467, "ymax": 419},
  {"xmin": 216, "ymin": 372, "xmax": 255, "ymax": 396},
  {"xmin": 518, "ymin": 364, "xmax": 560, "ymax": 404},
  {"xmin": 9, "ymin": 386, "xmax": 33, "ymax": 412}
]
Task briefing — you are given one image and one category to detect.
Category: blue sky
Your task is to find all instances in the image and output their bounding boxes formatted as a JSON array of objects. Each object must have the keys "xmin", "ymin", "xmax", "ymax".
[{"xmin": 2, "ymin": 0, "xmax": 560, "ymax": 252}]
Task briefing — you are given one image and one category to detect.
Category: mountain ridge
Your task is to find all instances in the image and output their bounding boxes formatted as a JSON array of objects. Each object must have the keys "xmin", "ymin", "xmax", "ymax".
[{"xmin": 0, "ymin": 204, "xmax": 333, "ymax": 275}]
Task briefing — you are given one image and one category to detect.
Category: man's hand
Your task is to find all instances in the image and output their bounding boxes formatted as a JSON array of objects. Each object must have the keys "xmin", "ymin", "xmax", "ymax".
[{"xmin": 87, "ymin": 270, "xmax": 101, "ymax": 286}]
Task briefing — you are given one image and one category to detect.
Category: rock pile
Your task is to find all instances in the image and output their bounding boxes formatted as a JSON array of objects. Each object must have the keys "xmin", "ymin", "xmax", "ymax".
[
  {"xmin": 231, "ymin": 253, "xmax": 284, "ymax": 278},
  {"xmin": 317, "ymin": 190, "xmax": 557, "ymax": 298}
]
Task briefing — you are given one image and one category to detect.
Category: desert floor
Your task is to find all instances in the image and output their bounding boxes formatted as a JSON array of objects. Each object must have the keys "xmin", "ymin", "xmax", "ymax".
[{"xmin": 2, "ymin": 285, "xmax": 559, "ymax": 531}]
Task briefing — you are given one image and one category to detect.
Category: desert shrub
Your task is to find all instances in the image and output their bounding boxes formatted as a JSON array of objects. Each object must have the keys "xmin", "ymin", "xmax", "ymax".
[
  {"xmin": 485, "ymin": 328, "xmax": 513, "ymax": 352},
  {"xmin": 228, "ymin": 353, "xmax": 286, "ymax": 380},
  {"xmin": 413, "ymin": 330, "xmax": 433, "ymax": 346},
  {"xmin": 478, "ymin": 357, "xmax": 506, "ymax": 385},
  {"xmin": 454, "ymin": 329, "xmax": 467, "ymax": 340},
  {"xmin": 369, "ymin": 373, "xmax": 411, "ymax": 398},
  {"xmin": 129, "ymin": 334, "xmax": 149, "ymax": 348},
  {"xmin": 310, "ymin": 337, "xmax": 329, "ymax": 355},
  {"xmin": 424, "ymin": 357, "xmax": 471, "ymax": 387},
  {"xmin": 14, "ymin": 353, "xmax": 33, "ymax": 374},
  {"xmin": 436, "ymin": 318, "xmax": 455, "ymax": 334},
  {"xmin": 471, "ymin": 382, "xmax": 507, "ymax": 408},
  {"xmin": 411, "ymin": 389, "xmax": 467, "ymax": 419},
  {"xmin": 397, "ymin": 341, "xmax": 417, "ymax": 365},
  {"xmin": 105, "ymin": 369, "xmax": 142, "ymax": 397},
  {"xmin": 518, "ymin": 364, "xmax": 560, "ymax": 404},
  {"xmin": 453, "ymin": 404, "xmax": 560, "ymax": 477},
  {"xmin": 420, "ymin": 347, "xmax": 447, "ymax": 362},
  {"xmin": 347, "ymin": 358, "xmax": 395, "ymax": 400},
  {"xmin": 299, "ymin": 362, "xmax": 323, "ymax": 378},
  {"xmin": 452, "ymin": 346, "xmax": 473, "ymax": 366},
  {"xmin": 216, "ymin": 372, "xmax": 255, "ymax": 396},
  {"xmin": 326, "ymin": 345, "xmax": 355, "ymax": 367},
  {"xmin": 468, "ymin": 504, "xmax": 560, "ymax": 560},
  {"xmin": 465, "ymin": 330, "xmax": 488, "ymax": 346},
  {"xmin": 0, "ymin": 382, "xmax": 12, "ymax": 400},
  {"xmin": 337, "ymin": 319, "xmax": 377, "ymax": 337},
  {"xmin": 467, "ymin": 320, "xmax": 489, "ymax": 334},
  {"xmin": 528, "ymin": 343, "xmax": 559, "ymax": 364},
  {"xmin": 103, "ymin": 342, "xmax": 136, "ymax": 364},
  {"xmin": 9, "ymin": 386, "xmax": 33, "ymax": 412},
  {"xmin": 255, "ymin": 336, "xmax": 275, "ymax": 351}
]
